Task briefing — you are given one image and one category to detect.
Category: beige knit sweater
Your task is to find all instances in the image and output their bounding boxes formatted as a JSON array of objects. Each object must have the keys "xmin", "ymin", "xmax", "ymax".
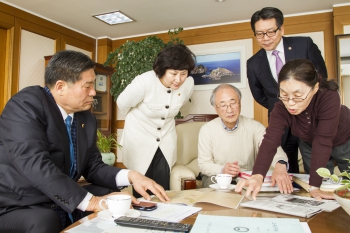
[{"xmin": 198, "ymin": 116, "xmax": 287, "ymax": 176}]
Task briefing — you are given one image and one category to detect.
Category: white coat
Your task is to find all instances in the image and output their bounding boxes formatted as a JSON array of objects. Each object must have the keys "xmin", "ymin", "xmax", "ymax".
[{"xmin": 117, "ymin": 70, "xmax": 194, "ymax": 174}]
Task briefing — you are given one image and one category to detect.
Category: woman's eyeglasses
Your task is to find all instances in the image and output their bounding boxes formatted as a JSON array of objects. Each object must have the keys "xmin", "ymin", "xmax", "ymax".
[{"xmin": 277, "ymin": 88, "xmax": 312, "ymax": 102}]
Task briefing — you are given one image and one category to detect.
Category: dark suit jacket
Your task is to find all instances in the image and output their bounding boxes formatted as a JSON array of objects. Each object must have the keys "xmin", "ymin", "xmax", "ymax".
[
  {"xmin": 0, "ymin": 86, "xmax": 121, "ymax": 214},
  {"xmin": 247, "ymin": 36, "xmax": 328, "ymax": 116}
]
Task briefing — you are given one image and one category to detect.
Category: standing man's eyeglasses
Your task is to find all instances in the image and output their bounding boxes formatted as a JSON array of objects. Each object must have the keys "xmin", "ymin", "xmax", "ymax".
[{"xmin": 255, "ymin": 28, "xmax": 280, "ymax": 39}]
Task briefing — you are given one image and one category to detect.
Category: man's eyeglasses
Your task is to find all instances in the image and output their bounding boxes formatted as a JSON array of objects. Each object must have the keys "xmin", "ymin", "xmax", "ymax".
[
  {"xmin": 277, "ymin": 88, "xmax": 312, "ymax": 102},
  {"xmin": 216, "ymin": 102, "xmax": 239, "ymax": 111},
  {"xmin": 255, "ymin": 28, "xmax": 280, "ymax": 39}
]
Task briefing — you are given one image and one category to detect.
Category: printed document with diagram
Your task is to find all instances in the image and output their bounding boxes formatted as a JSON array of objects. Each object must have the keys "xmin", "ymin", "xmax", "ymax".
[{"xmin": 190, "ymin": 214, "xmax": 308, "ymax": 233}]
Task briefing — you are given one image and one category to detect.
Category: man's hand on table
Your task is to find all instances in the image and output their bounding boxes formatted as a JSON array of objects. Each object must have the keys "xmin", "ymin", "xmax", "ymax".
[
  {"xmin": 271, "ymin": 163, "xmax": 293, "ymax": 194},
  {"xmin": 235, "ymin": 174, "xmax": 264, "ymax": 200},
  {"xmin": 128, "ymin": 170, "xmax": 170, "ymax": 202}
]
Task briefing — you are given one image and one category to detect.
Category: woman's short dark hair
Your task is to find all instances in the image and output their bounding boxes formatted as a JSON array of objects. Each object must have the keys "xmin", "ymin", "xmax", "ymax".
[
  {"xmin": 153, "ymin": 44, "xmax": 196, "ymax": 78},
  {"xmin": 279, "ymin": 59, "xmax": 338, "ymax": 91},
  {"xmin": 45, "ymin": 50, "xmax": 95, "ymax": 88},
  {"xmin": 251, "ymin": 7, "xmax": 284, "ymax": 32}
]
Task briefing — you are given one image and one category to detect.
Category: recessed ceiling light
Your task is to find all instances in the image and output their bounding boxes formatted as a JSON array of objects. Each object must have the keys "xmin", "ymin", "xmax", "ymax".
[{"xmin": 93, "ymin": 11, "xmax": 134, "ymax": 25}]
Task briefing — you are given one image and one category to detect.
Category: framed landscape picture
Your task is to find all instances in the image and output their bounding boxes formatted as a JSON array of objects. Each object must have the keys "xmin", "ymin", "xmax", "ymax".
[{"xmin": 188, "ymin": 42, "xmax": 246, "ymax": 90}]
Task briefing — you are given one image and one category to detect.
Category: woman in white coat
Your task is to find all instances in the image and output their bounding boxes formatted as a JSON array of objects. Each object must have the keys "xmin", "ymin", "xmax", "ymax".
[{"xmin": 117, "ymin": 44, "xmax": 195, "ymax": 196}]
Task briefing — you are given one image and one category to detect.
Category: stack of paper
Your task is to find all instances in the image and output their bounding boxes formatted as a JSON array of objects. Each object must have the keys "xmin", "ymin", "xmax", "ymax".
[{"xmin": 139, "ymin": 203, "xmax": 201, "ymax": 222}]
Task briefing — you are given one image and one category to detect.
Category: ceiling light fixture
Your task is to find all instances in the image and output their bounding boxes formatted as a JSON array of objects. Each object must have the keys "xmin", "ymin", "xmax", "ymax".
[
  {"xmin": 215, "ymin": 0, "xmax": 226, "ymax": 2},
  {"xmin": 93, "ymin": 11, "xmax": 134, "ymax": 25}
]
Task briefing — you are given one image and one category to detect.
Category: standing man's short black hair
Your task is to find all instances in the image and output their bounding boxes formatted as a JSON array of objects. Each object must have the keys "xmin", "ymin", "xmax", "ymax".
[{"xmin": 250, "ymin": 7, "xmax": 284, "ymax": 32}]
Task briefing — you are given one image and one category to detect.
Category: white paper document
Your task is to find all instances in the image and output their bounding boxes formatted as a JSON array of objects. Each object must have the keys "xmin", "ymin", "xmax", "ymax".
[
  {"xmin": 190, "ymin": 214, "xmax": 306, "ymax": 233},
  {"xmin": 66, "ymin": 218, "xmax": 116, "ymax": 233},
  {"xmin": 103, "ymin": 225, "xmax": 186, "ymax": 233},
  {"xmin": 271, "ymin": 194, "xmax": 340, "ymax": 212},
  {"xmin": 140, "ymin": 203, "xmax": 201, "ymax": 222}
]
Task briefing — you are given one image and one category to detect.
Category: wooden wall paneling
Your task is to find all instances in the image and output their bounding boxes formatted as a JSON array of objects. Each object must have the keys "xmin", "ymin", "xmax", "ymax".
[
  {"xmin": 11, "ymin": 18, "xmax": 61, "ymax": 96},
  {"xmin": 97, "ymin": 38, "xmax": 112, "ymax": 64},
  {"xmin": 0, "ymin": 28, "xmax": 8, "ymax": 112},
  {"xmin": 0, "ymin": 11, "xmax": 14, "ymax": 28},
  {"xmin": 0, "ymin": 2, "xmax": 94, "ymax": 47},
  {"xmin": 61, "ymin": 35, "xmax": 95, "ymax": 60},
  {"xmin": 334, "ymin": 5, "xmax": 350, "ymax": 35},
  {"xmin": 0, "ymin": 11, "xmax": 14, "ymax": 112},
  {"xmin": 1, "ymin": 2, "xmax": 96, "ymax": 97}
]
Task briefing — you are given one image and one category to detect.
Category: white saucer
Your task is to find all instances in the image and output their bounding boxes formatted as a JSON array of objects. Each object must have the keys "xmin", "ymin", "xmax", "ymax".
[
  {"xmin": 209, "ymin": 184, "xmax": 236, "ymax": 192},
  {"xmin": 97, "ymin": 209, "xmax": 141, "ymax": 221}
]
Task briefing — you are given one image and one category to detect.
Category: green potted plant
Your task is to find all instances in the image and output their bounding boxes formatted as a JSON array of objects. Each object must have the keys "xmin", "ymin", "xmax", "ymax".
[
  {"xmin": 96, "ymin": 129, "xmax": 122, "ymax": 166},
  {"xmin": 104, "ymin": 27, "xmax": 184, "ymax": 101},
  {"xmin": 316, "ymin": 160, "xmax": 350, "ymax": 215}
]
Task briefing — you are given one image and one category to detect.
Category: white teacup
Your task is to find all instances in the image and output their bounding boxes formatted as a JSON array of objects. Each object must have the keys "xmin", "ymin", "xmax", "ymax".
[
  {"xmin": 99, "ymin": 194, "xmax": 131, "ymax": 217},
  {"xmin": 211, "ymin": 174, "xmax": 232, "ymax": 189}
]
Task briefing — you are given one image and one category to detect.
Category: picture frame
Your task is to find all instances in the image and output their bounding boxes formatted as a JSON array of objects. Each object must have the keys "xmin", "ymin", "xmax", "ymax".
[
  {"xmin": 95, "ymin": 74, "xmax": 107, "ymax": 92},
  {"xmin": 188, "ymin": 42, "xmax": 246, "ymax": 90}
]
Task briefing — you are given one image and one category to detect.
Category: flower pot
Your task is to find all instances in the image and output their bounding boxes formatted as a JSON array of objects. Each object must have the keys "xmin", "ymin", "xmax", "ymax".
[
  {"xmin": 101, "ymin": 152, "xmax": 116, "ymax": 166},
  {"xmin": 334, "ymin": 185, "xmax": 350, "ymax": 215}
]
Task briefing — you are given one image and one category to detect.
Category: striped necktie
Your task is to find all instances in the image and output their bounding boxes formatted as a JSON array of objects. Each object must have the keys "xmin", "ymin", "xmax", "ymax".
[{"xmin": 272, "ymin": 50, "xmax": 284, "ymax": 79}]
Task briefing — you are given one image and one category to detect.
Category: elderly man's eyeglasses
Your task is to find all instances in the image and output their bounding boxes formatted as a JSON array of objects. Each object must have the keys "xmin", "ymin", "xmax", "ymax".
[
  {"xmin": 216, "ymin": 102, "xmax": 239, "ymax": 111},
  {"xmin": 255, "ymin": 28, "xmax": 280, "ymax": 39},
  {"xmin": 277, "ymin": 88, "xmax": 312, "ymax": 102}
]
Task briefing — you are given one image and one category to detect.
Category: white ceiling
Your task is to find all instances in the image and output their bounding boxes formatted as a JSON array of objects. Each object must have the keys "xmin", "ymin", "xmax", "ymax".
[{"xmin": 1, "ymin": 0, "xmax": 350, "ymax": 39}]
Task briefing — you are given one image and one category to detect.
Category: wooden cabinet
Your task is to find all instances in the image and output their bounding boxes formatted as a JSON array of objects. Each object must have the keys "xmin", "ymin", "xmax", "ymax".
[
  {"xmin": 92, "ymin": 63, "xmax": 114, "ymax": 135},
  {"xmin": 44, "ymin": 56, "xmax": 114, "ymax": 135}
]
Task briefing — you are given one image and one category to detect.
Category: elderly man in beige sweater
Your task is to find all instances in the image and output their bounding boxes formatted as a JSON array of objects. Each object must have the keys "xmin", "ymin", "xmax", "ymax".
[{"xmin": 198, "ymin": 84, "xmax": 289, "ymax": 188}]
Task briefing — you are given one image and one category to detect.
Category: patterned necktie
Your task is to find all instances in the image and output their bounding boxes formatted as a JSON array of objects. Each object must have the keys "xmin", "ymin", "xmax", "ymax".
[
  {"xmin": 272, "ymin": 50, "xmax": 284, "ymax": 78},
  {"xmin": 64, "ymin": 116, "xmax": 75, "ymax": 178}
]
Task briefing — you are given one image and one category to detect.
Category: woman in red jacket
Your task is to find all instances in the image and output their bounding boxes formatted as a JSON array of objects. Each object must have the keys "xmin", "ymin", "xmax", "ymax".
[{"xmin": 236, "ymin": 59, "xmax": 350, "ymax": 200}]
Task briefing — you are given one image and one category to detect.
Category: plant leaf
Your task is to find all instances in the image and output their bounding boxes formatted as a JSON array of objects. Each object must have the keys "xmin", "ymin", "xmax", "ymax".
[
  {"xmin": 330, "ymin": 174, "xmax": 340, "ymax": 182},
  {"xmin": 316, "ymin": 168, "xmax": 331, "ymax": 178}
]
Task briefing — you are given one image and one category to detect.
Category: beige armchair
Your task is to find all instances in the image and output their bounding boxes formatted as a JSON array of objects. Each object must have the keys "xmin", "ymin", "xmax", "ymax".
[{"xmin": 170, "ymin": 114, "xmax": 218, "ymax": 190}]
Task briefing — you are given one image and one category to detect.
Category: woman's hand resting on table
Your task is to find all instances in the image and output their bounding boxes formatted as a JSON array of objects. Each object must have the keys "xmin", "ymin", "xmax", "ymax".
[{"xmin": 309, "ymin": 188, "xmax": 335, "ymax": 200}]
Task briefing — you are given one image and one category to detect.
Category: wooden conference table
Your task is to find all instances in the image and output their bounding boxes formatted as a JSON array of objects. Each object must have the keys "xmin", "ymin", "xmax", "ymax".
[{"xmin": 62, "ymin": 189, "xmax": 350, "ymax": 233}]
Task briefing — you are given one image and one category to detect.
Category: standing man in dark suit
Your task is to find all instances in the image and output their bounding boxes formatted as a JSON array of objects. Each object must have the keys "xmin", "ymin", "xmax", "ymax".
[
  {"xmin": 247, "ymin": 7, "xmax": 328, "ymax": 173},
  {"xmin": 0, "ymin": 50, "xmax": 169, "ymax": 233}
]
